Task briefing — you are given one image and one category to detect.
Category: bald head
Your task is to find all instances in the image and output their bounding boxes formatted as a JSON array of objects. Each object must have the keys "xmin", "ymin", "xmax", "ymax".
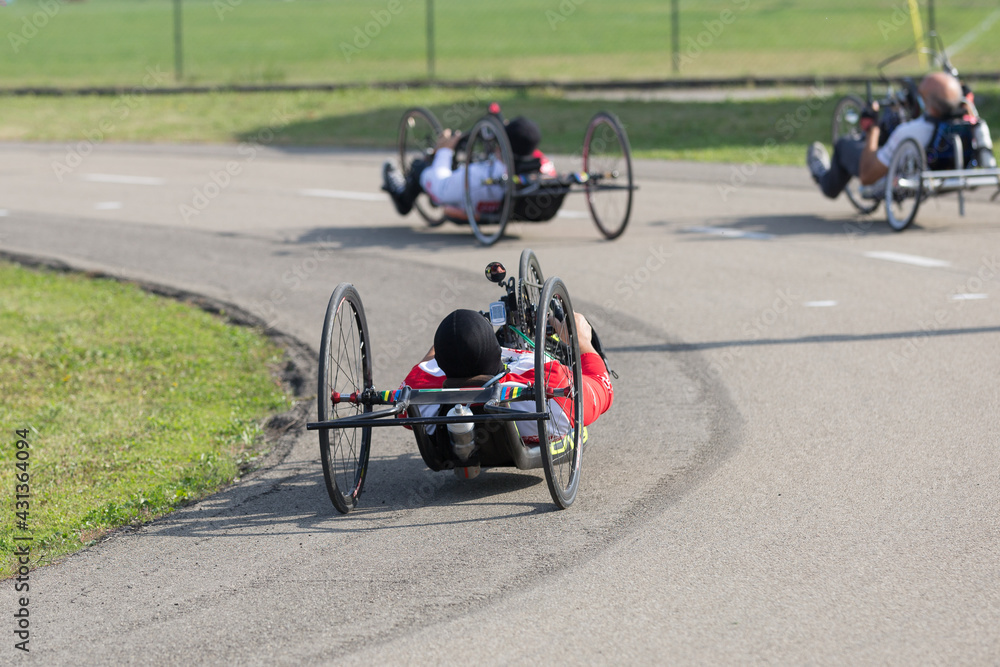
[{"xmin": 919, "ymin": 72, "xmax": 964, "ymax": 118}]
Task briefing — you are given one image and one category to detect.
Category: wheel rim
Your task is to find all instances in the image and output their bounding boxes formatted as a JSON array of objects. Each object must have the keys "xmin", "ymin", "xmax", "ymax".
[
  {"xmin": 885, "ymin": 139, "xmax": 924, "ymax": 231},
  {"xmin": 844, "ymin": 181, "xmax": 881, "ymax": 215},
  {"xmin": 583, "ymin": 113, "xmax": 633, "ymax": 239},
  {"xmin": 831, "ymin": 95, "xmax": 865, "ymax": 144},
  {"xmin": 318, "ymin": 285, "xmax": 372, "ymax": 513},
  {"xmin": 535, "ymin": 278, "xmax": 583, "ymax": 508},
  {"xmin": 398, "ymin": 108, "xmax": 447, "ymax": 227},
  {"xmin": 464, "ymin": 116, "xmax": 513, "ymax": 246},
  {"xmin": 517, "ymin": 249, "xmax": 544, "ymax": 343}
]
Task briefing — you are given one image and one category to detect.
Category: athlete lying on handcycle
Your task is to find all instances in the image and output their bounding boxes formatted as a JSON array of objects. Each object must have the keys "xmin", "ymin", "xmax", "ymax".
[
  {"xmin": 401, "ymin": 307, "xmax": 613, "ymax": 479},
  {"xmin": 383, "ymin": 113, "xmax": 555, "ymax": 221}
]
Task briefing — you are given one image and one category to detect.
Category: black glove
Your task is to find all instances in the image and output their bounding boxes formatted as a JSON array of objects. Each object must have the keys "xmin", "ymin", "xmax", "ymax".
[{"xmin": 859, "ymin": 106, "xmax": 879, "ymax": 132}]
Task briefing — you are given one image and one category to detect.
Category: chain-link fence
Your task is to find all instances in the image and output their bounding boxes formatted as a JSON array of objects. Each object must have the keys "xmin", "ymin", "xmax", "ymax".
[{"xmin": 1, "ymin": 0, "xmax": 997, "ymax": 88}]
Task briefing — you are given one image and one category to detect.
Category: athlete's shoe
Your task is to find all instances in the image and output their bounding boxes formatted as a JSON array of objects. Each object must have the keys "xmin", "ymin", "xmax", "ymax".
[
  {"xmin": 806, "ymin": 142, "xmax": 830, "ymax": 184},
  {"xmin": 381, "ymin": 161, "xmax": 413, "ymax": 215}
]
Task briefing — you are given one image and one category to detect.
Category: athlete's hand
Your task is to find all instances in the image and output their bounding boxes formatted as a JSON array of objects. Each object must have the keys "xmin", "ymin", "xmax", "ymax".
[
  {"xmin": 859, "ymin": 101, "xmax": 880, "ymax": 133},
  {"xmin": 436, "ymin": 129, "xmax": 462, "ymax": 150}
]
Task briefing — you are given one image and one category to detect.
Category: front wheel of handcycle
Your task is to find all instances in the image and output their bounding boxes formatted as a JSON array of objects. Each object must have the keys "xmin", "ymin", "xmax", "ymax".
[
  {"xmin": 583, "ymin": 111, "xmax": 634, "ymax": 240},
  {"xmin": 830, "ymin": 95, "xmax": 881, "ymax": 215},
  {"xmin": 517, "ymin": 248, "xmax": 544, "ymax": 342},
  {"xmin": 534, "ymin": 277, "xmax": 584, "ymax": 509},
  {"xmin": 318, "ymin": 283, "xmax": 373, "ymax": 513},
  {"xmin": 463, "ymin": 114, "xmax": 514, "ymax": 246},
  {"xmin": 885, "ymin": 138, "xmax": 925, "ymax": 231},
  {"xmin": 398, "ymin": 107, "xmax": 447, "ymax": 227}
]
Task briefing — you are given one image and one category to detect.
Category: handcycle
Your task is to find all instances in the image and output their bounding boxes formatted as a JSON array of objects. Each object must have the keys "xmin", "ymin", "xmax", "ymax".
[
  {"xmin": 306, "ymin": 249, "xmax": 593, "ymax": 513},
  {"xmin": 830, "ymin": 32, "xmax": 999, "ymax": 230},
  {"xmin": 397, "ymin": 104, "xmax": 636, "ymax": 246}
]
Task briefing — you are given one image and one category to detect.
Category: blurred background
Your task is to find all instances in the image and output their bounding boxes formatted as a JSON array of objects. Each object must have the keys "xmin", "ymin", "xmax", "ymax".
[
  {"xmin": 1, "ymin": 0, "xmax": 996, "ymax": 87},
  {"xmin": 0, "ymin": 0, "xmax": 996, "ymax": 165}
]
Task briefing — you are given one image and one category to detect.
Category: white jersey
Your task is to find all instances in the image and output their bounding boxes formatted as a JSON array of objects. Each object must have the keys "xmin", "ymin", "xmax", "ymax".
[
  {"xmin": 876, "ymin": 116, "xmax": 937, "ymax": 167},
  {"xmin": 419, "ymin": 148, "xmax": 506, "ymax": 213}
]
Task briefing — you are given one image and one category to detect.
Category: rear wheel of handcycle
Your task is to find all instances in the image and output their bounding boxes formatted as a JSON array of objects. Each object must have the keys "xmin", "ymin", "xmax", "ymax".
[
  {"xmin": 517, "ymin": 248, "xmax": 544, "ymax": 344},
  {"xmin": 463, "ymin": 114, "xmax": 514, "ymax": 246},
  {"xmin": 885, "ymin": 138, "xmax": 925, "ymax": 232},
  {"xmin": 534, "ymin": 277, "xmax": 584, "ymax": 509},
  {"xmin": 398, "ymin": 107, "xmax": 447, "ymax": 227},
  {"xmin": 583, "ymin": 111, "xmax": 634, "ymax": 240},
  {"xmin": 831, "ymin": 94, "xmax": 881, "ymax": 215},
  {"xmin": 318, "ymin": 283, "xmax": 373, "ymax": 513}
]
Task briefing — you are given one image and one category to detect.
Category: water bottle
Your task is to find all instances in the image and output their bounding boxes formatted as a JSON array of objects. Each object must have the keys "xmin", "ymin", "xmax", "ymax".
[{"xmin": 446, "ymin": 405, "xmax": 475, "ymax": 461}]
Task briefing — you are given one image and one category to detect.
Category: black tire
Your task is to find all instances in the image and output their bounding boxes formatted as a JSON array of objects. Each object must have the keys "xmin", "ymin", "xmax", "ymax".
[
  {"xmin": 517, "ymin": 248, "xmax": 544, "ymax": 343},
  {"xmin": 831, "ymin": 94, "xmax": 881, "ymax": 215},
  {"xmin": 398, "ymin": 107, "xmax": 447, "ymax": 227},
  {"xmin": 885, "ymin": 138, "xmax": 925, "ymax": 232},
  {"xmin": 583, "ymin": 111, "xmax": 634, "ymax": 240},
  {"xmin": 534, "ymin": 277, "xmax": 583, "ymax": 509},
  {"xmin": 831, "ymin": 94, "xmax": 865, "ymax": 144},
  {"xmin": 463, "ymin": 115, "xmax": 514, "ymax": 246},
  {"xmin": 317, "ymin": 283, "xmax": 373, "ymax": 513}
]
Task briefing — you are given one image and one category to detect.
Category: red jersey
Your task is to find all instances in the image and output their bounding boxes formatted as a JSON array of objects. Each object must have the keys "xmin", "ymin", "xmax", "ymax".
[{"xmin": 401, "ymin": 347, "xmax": 613, "ymax": 444}]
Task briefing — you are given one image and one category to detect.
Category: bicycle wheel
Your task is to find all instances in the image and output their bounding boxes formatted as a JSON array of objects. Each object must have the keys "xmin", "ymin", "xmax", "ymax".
[
  {"xmin": 517, "ymin": 248, "xmax": 544, "ymax": 343},
  {"xmin": 463, "ymin": 114, "xmax": 514, "ymax": 246},
  {"xmin": 830, "ymin": 95, "xmax": 881, "ymax": 215},
  {"xmin": 885, "ymin": 138, "xmax": 925, "ymax": 232},
  {"xmin": 398, "ymin": 107, "xmax": 447, "ymax": 227},
  {"xmin": 583, "ymin": 111, "xmax": 633, "ymax": 240},
  {"xmin": 534, "ymin": 277, "xmax": 583, "ymax": 509},
  {"xmin": 317, "ymin": 283, "xmax": 373, "ymax": 513}
]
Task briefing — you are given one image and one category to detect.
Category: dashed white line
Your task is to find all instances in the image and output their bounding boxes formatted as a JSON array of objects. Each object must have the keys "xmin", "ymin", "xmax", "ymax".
[
  {"xmin": 684, "ymin": 226, "xmax": 775, "ymax": 240},
  {"xmin": 863, "ymin": 251, "xmax": 951, "ymax": 268},
  {"xmin": 949, "ymin": 293, "xmax": 989, "ymax": 301},
  {"xmin": 95, "ymin": 202, "xmax": 123, "ymax": 210},
  {"xmin": 556, "ymin": 210, "xmax": 589, "ymax": 219},
  {"xmin": 0, "ymin": 210, "xmax": 8, "ymax": 217},
  {"xmin": 299, "ymin": 188, "xmax": 386, "ymax": 202},
  {"xmin": 84, "ymin": 174, "xmax": 166, "ymax": 186},
  {"xmin": 804, "ymin": 300, "xmax": 838, "ymax": 307}
]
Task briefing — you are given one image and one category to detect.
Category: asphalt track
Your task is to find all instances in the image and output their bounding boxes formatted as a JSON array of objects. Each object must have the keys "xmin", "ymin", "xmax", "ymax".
[{"xmin": 2, "ymin": 141, "xmax": 998, "ymax": 665}]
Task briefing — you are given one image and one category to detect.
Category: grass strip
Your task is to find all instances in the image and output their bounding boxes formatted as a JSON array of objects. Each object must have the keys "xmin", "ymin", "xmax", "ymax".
[
  {"xmin": 3, "ymin": 87, "xmax": 997, "ymax": 166},
  {"xmin": 0, "ymin": 261, "xmax": 291, "ymax": 578}
]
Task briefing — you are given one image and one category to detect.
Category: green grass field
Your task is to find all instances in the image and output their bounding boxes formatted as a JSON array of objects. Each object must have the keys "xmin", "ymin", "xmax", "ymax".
[
  {"xmin": 0, "ymin": 0, "xmax": 997, "ymax": 87},
  {"xmin": 1, "ymin": 85, "xmax": 997, "ymax": 166},
  {"xmin": 0, "ymin": 262, "xmax": 291, "ymax": 577}
]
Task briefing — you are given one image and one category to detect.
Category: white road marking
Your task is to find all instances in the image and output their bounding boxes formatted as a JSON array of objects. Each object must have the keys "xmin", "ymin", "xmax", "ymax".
[
  {"xmin": 84, "ymin": 173, "xmax": 166, "ymax": 186},
  {"xmin": 299, "ymin": 188, "xmax": 386, "ymax": 202},
  {"xmin": 804, "ymin": 300, "xmax": 838, "ymax": 307},
  {"xmin": 949, "ymin": 293, "xmax": 989, "ymax": 301},
  {"xmin": 0, "ymin": 210, "xmax": 8, "ymax": 217},
  {"xmin": 95, "ymin": 202, "xmax": 123, "ymax": 210},
  {"xmin": 684, "ymin": 226, "xmax": 775, "ymax": 240},
  {"xmin": 863, "ymin": 251, "xmax": 951, "ymax": 268},
  {"xmin": 557, "ymin": 210, "xmax": 589, "ymax": 219}
]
